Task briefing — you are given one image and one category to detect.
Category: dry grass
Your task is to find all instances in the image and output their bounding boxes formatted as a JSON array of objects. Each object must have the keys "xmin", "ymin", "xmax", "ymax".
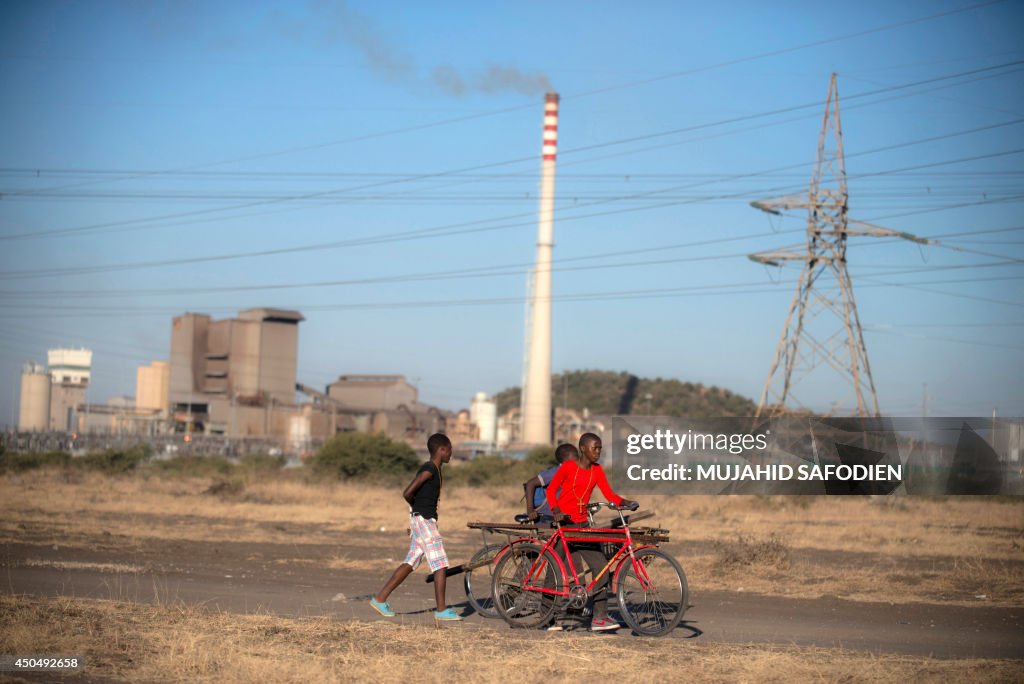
[
  {"xmin": 659, "ymin": 497, "xmax": 1024, "ymax": 605},
  {"xmin": 2, "ymin": 470, "xmax": 1022, "ymax": 606},
  {"xmin": 684, "ymin": 554, "xmax": 1024, "ymax": 606},
  {"xmin": 660, "ymin": 496, "xmax": 1024, "ymax": 561},
  {"xmin": 0, "ymin": 595, "xmax": 1020, "ymax": 683},
  {"xmin": 22, "ymin": 559, "xmax": 146, "ymax": 574},
  {"xmin": 0, "ymin": 469, "xmax": 524, "ymax": 546}
]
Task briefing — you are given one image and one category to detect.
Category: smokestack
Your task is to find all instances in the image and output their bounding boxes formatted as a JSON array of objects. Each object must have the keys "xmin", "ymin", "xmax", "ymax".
[{"xmin": 522, "ymin": 92, "xmax": 559, "ymax": 445}]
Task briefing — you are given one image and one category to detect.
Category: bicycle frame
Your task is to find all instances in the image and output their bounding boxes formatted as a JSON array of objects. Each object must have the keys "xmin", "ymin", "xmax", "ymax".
[
  {"xmin": 519, "ymin": 515, "xmax": 658, "ymax": 600},
  {"xmin": 474, "ymin": 525, "xmax": 541, "ymax": 571}
]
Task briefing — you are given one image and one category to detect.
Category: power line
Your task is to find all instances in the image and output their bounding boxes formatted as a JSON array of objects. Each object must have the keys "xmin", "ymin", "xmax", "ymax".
[
  {"xmin": 565, "ymin": 62, "xmax": 1024, "ymax": 158},
  {"xmin": 5, "ymin": 166, "xmax": 1023, "ymax": 183},
  {"xmin": 857, "ymin": 275, "xmax": 1024, "ymax": 308},
  {"xmin": 565, "ymin": 0, "xmax": 1014, "ymax": 100},
  {"xmin": 8, "ymin": 223, "xmax": 1019, "ymax": 299},
  {"xmin": 863, "ymin": 326, "xmax": 1024, "ymax": 351},
  {"xmin": 6, "ymin": 251, "xmax": 1022, "ymax": 302},
  {"xmin": 3, "ymin": 60, "xmax": 1021, "ymax": 243},
  {"xmin": 6, "ymin": 0, "xmax": 1007, "ymax": 200},
  {"xmin": 2, "ymin": 140, "xmax": 1019, "ymax": 284},
  {"xmin": 2, "ymin": 270, "xmax": 1020, "ymax": 316}
]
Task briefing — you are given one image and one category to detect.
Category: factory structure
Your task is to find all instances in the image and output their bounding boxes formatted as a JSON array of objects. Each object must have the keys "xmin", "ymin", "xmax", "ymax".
[
  {"xmin": 164, "ymin": 308, "xmax": 457, "ymax": 449},
  {"xmin": 15, "ymin": 94, "xmax": 570, "ymax": 453},
  {"xmin": 15, "ymin": 307, "xmax": 504, "ymax": 455},
  {"xmin": 17, "ymin": 349, "xmax": 95, "ymax": 432}
]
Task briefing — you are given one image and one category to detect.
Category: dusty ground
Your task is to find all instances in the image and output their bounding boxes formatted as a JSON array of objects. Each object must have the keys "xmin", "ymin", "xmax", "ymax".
[
  {"xmin": 1, "ymin": 595, "xmax": 1021, "ymax": 684},
  {"xmin": 1, "ymin": 469, "xmax": 1022, "ymax": 682}
]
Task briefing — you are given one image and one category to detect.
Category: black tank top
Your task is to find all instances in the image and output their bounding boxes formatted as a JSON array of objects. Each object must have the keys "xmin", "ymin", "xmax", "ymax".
[{"xmin": 411, "ymin": 462, "xmax": 441, "ymax": 520}]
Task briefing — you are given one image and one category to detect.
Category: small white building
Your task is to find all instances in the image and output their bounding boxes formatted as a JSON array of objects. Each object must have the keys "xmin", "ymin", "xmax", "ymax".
[{"xmin": 470, "ymin": 391, "xmax": 498, "ymax": 450}]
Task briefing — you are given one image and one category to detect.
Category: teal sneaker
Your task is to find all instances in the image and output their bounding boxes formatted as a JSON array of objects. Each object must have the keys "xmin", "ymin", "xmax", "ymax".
[
  {"xmin": 369, "ymin": 598, "xmax": 395, "ymax": 617},
  {"xmin": 434, "ymin": 607, "xmax": 463, "ymax": 621}
]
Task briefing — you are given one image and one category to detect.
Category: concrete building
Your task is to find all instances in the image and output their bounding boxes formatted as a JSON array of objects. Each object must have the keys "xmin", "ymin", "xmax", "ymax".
[
  {"xmin": 169, "ymin": 308, "xmax": 303, "ymax": 432},
  {"xmin": 497, "ymin": 407, "xmax": 521, "ymax": 448},
  {"xmin": 327, "ymin": 375, "xmax": 418, "ymax": 412},
  {"xmin": 80, "ymin": 396, "xmax": 136, "ymax": 434},
  {"xmin": 162, "ymin": 309, "xmax": 452, "ymax": 448},
  {"xmin": 18, "ymin": 362, "xmax": 50, "ymax": 431},
  {"xmin": 44, "ymin": 348, "xmax": 91, "ymax": 432},
  {"xmin": 47, "ymin": 348, "xmax": 92, "ymax": 385},
  {"xmin": 49, "ymin": 383, "xmax": 87, "ymax": 432},
  {"xmin": 369, "ymin": 407, "xmax": 446, "ymax": 444},
  {"xmin": 323, "ymin": 375, "xmax": 447, "ymax": 445},
  {"xmin": 447, "ymin": 409, "xmax": 476, "ymax": 444},
  {"xmin": 136, "ymin": 361, "xmax": 170, "ymax": 414},
  {"xmin": 470, "ymin": 392, "xmax": 498, "ymax": 448}
]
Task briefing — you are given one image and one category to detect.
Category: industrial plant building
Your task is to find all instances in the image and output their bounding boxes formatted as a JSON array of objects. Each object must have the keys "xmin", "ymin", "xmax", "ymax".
[
  {"xmin": 15, "ymin": 308, "xmax": 506, "ymax": 457},
  {"xmin": 17, "ymin": 348, "xmax": 94, "ymax": 432},
  {"xmin": 18, "ymin": 362, "xmax": 51, "ymax": 431},
  {"xmin": 169, "ymin": 308, "xmax": 302, "ymax": 410},
  {"xmin": 164, "ymin": 308, "xmax": 456, "ymax": 450},
  {"xmin": 136, "ymin": 361, "xmax": 170, "ymax": 413}
]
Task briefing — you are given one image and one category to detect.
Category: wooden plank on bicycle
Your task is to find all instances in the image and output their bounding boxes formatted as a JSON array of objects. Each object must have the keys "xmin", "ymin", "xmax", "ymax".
[
  {"xmin": 466, "ymin": 521, "xmax": 542, "ymax": 531},
  {"xmin": 597, "ymin": 510, "xmax": 655, "ymax": 527}
]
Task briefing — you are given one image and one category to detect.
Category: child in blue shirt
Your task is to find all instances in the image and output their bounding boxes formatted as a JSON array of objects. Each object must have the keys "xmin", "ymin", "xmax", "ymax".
[{"xmin": 523, "ymin": 443, "xmax": 577, "ymax": 523}]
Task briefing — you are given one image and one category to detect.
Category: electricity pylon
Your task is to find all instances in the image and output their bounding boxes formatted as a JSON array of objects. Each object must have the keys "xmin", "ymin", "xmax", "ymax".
[{"xmin": 749, "ymin": 73, "xmax": 926, "ymax": 419}]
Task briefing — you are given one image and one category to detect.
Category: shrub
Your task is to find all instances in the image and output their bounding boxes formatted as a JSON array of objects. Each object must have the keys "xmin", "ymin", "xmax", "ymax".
[
  {"xmin": 76, "ymin": 445, "xmax": 151, "ymax": 474},
  {"xmin": 524, "ymin": 445, "xmax": 556, "ymax": 471},
  {"xmin": 308, "ymin": 432, "xmax": 418, "ymax": 479},
  {"xmin": 204, "ymin": 478, "xmax": 245, "ymax": 498},
  {"xmin": 238, "ymin": 453, "xmax": 286, "ymax": 473},
  {"xmin": 149, "ymin": 454, "xmax": 233, "ymax": 478},
  {"xmin": 0, "ymin": 451, "xmax": 70, "ymax": 472},
  {"xmin": 446, "ymin": 455, "xmax": 517, "ymax": 487},
  {"xmin": 447, "ymin": 449, "xmax": 561, "ymax": 488},
  {"xmin": 234, "ymin": 453, "xmax": 287, "ymax": 485}
]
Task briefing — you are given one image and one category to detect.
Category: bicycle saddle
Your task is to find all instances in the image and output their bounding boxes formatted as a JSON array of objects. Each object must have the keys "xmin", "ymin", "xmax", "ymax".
[{"xmin": 514, "ymin": 514, "xmax": 531, "ymax": 524}]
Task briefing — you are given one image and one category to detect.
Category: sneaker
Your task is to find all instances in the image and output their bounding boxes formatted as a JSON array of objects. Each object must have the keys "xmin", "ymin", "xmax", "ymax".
[
  {"xmin": 434, "ymin": 607, "xmax": 463, "ymax": 621},
  {"xmin": 369, "ymin": 598, "xmax": 394, "ymax": 617},
  {"xmin": 546, "ymin": 622, "xmax": 564, "ymax": 632},
  {"xmin": 590, "ymin": 617, "xmax": 619, "ymax": 632}
]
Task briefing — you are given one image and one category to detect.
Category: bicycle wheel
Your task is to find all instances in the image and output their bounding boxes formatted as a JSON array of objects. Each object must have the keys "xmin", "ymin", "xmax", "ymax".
[
  {"xmin": 492, "ymin": 543, "xmax": 563, "ymax": 629},
  {"xmin": 616, "ymin": 548, "xmax": 688, "ymax": 637},
  {"xmin": 463, "ymin": 543, "xmax": 505, "ymax": 618}
]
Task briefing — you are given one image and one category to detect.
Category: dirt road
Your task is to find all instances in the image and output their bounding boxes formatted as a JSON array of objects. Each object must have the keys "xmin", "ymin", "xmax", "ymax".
[{"xmin": 3, "ymin": 537, "xmax": 1021, "ymax": 660}]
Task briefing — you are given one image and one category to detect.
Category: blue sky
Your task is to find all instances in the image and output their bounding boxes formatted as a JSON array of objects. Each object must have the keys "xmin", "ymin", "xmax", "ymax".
[{"xmin": 1, "ymin": 0, "xmax": 1022, "ymax": 423}]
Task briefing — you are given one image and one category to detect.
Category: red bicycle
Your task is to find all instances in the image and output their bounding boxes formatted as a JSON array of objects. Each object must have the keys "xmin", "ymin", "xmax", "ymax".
[{"xmin": 491, "ymin": 501, "xmax": 688, "ymax": 636}]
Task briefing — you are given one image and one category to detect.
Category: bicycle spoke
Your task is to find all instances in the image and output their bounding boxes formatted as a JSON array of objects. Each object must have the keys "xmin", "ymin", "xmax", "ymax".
[
  {"xmin": 492, "ymin": 544, "xmax": 562, "ymax": 628},
  {"xmin": 465, "ymin": 543, "xmax": 505, "ymax": 618},
  {"xmin": 617, "ymin": 549, "xmax": 687, "ymax": 636}
]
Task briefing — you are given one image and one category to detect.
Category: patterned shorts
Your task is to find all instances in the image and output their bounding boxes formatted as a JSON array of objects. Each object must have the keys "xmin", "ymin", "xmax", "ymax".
[{"xmin": 404, "ymin": 514, "xmax": 449, "ymax": 572}]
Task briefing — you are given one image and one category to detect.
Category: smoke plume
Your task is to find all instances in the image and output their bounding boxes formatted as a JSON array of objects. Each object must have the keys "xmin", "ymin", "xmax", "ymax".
[
  {"xmin": 433, "ymin": 64, "xmax": 552, "ymax": 97},
  {"xmin": 312, "ymin": 1, "xmax": 552, "ymax": 96}
]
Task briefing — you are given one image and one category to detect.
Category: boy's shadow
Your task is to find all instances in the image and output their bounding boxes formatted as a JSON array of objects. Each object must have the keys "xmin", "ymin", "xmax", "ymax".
[
  {"xmin": 401, "ymin": 599, "xmax": 474, "ymax": 617},
  {"xmin": 350, "ymin": 593, "xmax": 473, "ymax": 618},
  {"xmin": 606, "ymin": 609, "xmax": 702, "ymax": 638}
]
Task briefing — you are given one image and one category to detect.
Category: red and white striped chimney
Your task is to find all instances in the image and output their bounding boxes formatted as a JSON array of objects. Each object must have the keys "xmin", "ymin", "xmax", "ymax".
[{"xmin": 522, "ymin": 92, "xmax": 559, "ymax": 445}]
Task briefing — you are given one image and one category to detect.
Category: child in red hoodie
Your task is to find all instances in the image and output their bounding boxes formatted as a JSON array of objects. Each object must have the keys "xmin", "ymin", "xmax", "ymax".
[{"xmin": 546, "ymin": 432, "xmax": 636, "ymax": 631}]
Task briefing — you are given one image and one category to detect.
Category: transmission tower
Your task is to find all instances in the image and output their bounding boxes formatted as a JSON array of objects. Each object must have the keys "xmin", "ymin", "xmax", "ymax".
[{"xmin": 749, "ymin": 73, "xmax": 925, "ymax": 419}]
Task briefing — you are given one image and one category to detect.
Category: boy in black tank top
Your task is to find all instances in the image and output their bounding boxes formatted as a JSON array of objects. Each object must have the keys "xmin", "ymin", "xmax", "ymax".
[{"xmin": 370, "ymin": 433, "xmax": 462, "ymax": 621}]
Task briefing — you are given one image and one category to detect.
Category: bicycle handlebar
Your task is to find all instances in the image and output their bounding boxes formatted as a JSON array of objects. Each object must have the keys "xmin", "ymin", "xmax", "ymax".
[{"xmin": 586, "ymin": 501, "xmax": 640, "ymax": 513}]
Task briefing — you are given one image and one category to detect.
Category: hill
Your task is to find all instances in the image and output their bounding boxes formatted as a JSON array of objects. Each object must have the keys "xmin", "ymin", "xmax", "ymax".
[{"xmin": 493, "ymin": 370, "xmax": 757, "ymax": 417}]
